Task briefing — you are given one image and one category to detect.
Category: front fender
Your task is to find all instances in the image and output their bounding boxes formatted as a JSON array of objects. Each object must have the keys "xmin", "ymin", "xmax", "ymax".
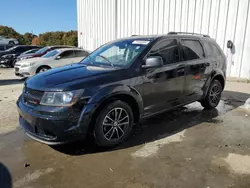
[
  {"xmin": 89, "ymin": 84, "xmax": 143, "ymax": 114},
  {"xmin": 77, "ymin": 84, "xmax": 144, "ymax": 129}
]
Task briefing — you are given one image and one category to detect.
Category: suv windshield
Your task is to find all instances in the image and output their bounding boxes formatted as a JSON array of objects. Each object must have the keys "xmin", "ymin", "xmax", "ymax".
[
  {"xmin": 81, "ymin": 39, "xmax": 152, "ymax": 67},
  {"xmin": 41, "ymin": 49, "xmax": 59, "ymax": 58},
  {"xmin": 35, "ymin": 47, "xmax": 49, "ymax": 54}
]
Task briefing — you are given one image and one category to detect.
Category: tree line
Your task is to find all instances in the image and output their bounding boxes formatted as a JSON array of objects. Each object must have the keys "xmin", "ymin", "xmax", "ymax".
[{"xmin": 0, "ymin": 25, "xmax": 78, "ymax": 47}]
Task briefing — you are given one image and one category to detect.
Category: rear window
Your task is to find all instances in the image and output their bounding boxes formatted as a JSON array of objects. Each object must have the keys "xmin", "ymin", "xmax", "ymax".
[{"xmin": 204, "ymin": 41, "xmax": 222, "ymax": 56}]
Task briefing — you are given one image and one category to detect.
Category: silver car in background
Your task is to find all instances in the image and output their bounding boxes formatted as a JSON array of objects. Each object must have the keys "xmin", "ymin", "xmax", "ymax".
[{"xmin": 0, "ymin": 36, "xmax": 19, "ymax": 45}]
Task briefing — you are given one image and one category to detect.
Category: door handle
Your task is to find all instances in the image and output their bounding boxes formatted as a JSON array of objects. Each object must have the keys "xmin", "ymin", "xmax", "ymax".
[{"xmin": 177, "ymin": 68, "xmax": 185, "ymax": 74}]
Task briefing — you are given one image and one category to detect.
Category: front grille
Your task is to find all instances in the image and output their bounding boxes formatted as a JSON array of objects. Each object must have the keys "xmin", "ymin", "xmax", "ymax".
[
  {"xmin": 23, "ymin": 87, "xmax": 44, "ymax": 106},
  {"xmin": 15, "ymin": 67, "xmax": 19, "ymax": 72},
  {"xmin": 26, "ymin": 88, "xmax": 44, "ymax": 98}
]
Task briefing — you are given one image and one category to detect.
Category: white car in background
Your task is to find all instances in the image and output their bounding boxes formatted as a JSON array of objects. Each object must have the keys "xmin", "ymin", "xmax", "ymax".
[
  {"xmin": 0, "ymin": 36, "xmax": 19, "ymax": 45},
  {"xmin": 15, "ymin": 48, "xmax": 89, "ymax": 77}
]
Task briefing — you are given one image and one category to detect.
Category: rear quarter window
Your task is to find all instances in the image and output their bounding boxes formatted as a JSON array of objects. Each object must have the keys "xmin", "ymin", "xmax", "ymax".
[{"xmin": 203, "ymin": 41, "xmax": 222, "ymax": 57}]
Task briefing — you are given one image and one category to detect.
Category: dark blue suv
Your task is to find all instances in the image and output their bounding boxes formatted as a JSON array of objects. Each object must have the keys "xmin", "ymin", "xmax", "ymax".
[{"xmin": 17, "ymin": 32, "xmax": 226, "ymax": 148}]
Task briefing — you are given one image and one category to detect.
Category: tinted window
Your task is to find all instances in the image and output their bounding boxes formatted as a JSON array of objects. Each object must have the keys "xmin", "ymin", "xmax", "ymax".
[
  {"xmin": 149, "ymin": 39, "xmax": 180, "ymax": 65},
  {"xmin": 181, "ymin": 40, "xmax": 204, "ymax": 61},
  {"xmin": 204, "ymin": 41, "xmax": 221, "ymax": 56},
  {"xmin": 74, "ymin": 50, "xmax": 89, "ymax": 57},
  {"xmin": 60, "ymin": 50, "xmax": 74, "ymax": 59}
]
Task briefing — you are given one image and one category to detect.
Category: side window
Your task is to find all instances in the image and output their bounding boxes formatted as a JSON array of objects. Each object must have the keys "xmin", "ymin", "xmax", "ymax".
[
  {"xmin": 60, "ymin": 50, "xmax": 74, "ymax": 59},
  {"xmin": 74, "ymin": 50, "xmax": 89, "ymax": 57},
  {"xmin": 149, "ymin": 39, "xmax": 180, "ymax": 65},
  {"xmin": 181, "ymin": 39, "xmax": 204, "ymax": 61}
]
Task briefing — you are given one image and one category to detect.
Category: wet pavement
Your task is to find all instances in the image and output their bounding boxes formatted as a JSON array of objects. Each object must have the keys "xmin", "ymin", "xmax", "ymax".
[{"xmin": 1, "ymin": 69, "xmax": 250, "ymax": 188}]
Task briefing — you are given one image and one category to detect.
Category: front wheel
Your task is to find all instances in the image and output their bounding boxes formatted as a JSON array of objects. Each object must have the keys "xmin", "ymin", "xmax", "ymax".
[
  {"xmin": 201, "ymin": 80, "xmax": 222, "ymax": 109},
  {"xmin": 94, "ymin": 101, "xmax": 134, "ymax": 148},
  {"xmin": 37, "ymin": 66, "xmax": 50, "ymax": 73},
  {"xmin": 9, "ymin": 41, "xmax": 15, "ymax": 45}
]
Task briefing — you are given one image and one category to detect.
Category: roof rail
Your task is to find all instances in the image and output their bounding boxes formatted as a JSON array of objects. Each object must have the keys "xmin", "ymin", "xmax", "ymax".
[{"xmin": 168, "ymin": 32, "xmax": 210, "ymax": 38}]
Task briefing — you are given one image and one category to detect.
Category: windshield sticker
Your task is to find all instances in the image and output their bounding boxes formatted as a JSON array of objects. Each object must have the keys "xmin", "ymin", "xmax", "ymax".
[{"xmin": 132, "ymin": 40, "xmax": 150, "ymax": 45}]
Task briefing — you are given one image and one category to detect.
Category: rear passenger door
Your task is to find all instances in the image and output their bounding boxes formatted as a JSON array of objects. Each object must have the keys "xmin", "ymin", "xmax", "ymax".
[{"xmin": 180, "ymin": 39, "xmax": 211, "ymax": 99}]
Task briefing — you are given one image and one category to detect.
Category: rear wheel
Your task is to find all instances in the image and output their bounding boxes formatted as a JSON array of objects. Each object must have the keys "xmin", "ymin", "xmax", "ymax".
[
  {"xmin": 201, "ymin": 80, "xmax": 222, "ymax": 109},
  {"xmin": 94, "ymin": 100, "xmax": 133, "ymax": 148}
]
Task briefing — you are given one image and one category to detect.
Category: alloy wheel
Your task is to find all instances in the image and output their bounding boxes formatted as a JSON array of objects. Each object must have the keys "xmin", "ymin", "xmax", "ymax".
[
  {"xmin": 209, "ymin": 84, "xmax": 221, "ymax": 105},
  {"xmin": 102, "ymin": 108, "xmax": 129, "ymax": 141}
]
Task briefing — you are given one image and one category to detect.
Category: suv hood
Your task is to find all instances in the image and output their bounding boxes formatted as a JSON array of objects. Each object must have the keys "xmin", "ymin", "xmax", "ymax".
[{"xmin": 26, "ymin": 63, "xmax": 119, "ymax": 91}]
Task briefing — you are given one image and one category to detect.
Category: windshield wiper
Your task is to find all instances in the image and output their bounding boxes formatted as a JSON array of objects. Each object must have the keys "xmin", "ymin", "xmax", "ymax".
[{"xmin": 97, "ymin": 55, "xmax": 114, "ymax": 67}]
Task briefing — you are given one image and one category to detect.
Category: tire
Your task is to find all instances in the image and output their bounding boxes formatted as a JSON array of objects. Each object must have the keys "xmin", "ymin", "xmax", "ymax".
[
  {"xmin": 37, "ymin": 66, "xmax": 50, "ymax": 73},
  {"xmin": 11, "ymin": 60, "xmax": 16, "ymax": 68},
  {"xmin": 8, "ymin": 41, "xmax": 15, "ymax": 45},
  {"xmin": 94, "ymin": 100, "xmax": 134, "ymax": 148},
  {"xmin": 201, "ymin": 80, "xmax": 222, "ymax": 109}
]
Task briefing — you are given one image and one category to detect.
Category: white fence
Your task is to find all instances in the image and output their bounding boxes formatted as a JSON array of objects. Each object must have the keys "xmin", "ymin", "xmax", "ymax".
[{"xmin": 77, "ymin": 0, "xmax": 250, "ymax": 79}]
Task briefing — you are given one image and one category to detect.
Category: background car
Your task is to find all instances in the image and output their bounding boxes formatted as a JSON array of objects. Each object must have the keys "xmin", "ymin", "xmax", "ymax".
[
  {"xmin": 0, "ymin": 45, "xmax": 40, "ymax": 67},
  {"xmin": 0, "ymin": 45, "xmax": 12, "ymax": 52},
  {"xmin": 21, "ymin": 48, "xmax": 41, "ymax": 55},
  {"xmin": 15, "ymin": 45, "xmax": 75, "ymax": 62},
  {"xmin": 15, "ymin": 48, "xmax": 89, "ymax": 77},
  {"xmin": 0, "ymin": 36, "xmax": 19, "ymax": 45}
]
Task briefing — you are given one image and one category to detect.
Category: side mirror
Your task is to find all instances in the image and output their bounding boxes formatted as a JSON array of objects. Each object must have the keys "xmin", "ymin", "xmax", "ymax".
[
  {"xmin": 142, "ymin": 56, "xmax": 163, "ymax": 69},
  {"xmin": 56, "ymin": 56, "xmax": 61, "ymax": 60},
  {"xmin": 227, "ymin": 40, "xmax": 234, "ymax": 49}
]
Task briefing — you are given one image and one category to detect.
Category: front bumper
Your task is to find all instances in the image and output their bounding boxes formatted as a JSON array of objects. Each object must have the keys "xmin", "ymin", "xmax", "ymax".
[
  {"xmin": 14, "ymin": 66, "xmax": 35, "ymax": 77},
  {"xmin": 17, "ymin": 96, "xmax": 92, "ymax": 145},
  {"xmin": 0, "ymin": 59, "xmax": 12, "ymax": 66}
]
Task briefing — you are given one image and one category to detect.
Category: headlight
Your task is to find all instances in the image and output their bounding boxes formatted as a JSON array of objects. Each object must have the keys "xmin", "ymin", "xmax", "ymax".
[
  {"xmin": 20, "ymin": 56, "xmax": 31, "ymax": 60},
  {"xmin": 21, "ymin": 62, "xmax": 36, "ymax": 68},
  {"xmin": 40, "ymin": 89, "xmax": 84, "ymax": 106}
]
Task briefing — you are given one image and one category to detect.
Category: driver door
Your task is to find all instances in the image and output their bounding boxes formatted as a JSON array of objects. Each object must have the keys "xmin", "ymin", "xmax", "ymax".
[{"xmin": 142, "ymin": 38, "xmax": 186, "ymax": 115}]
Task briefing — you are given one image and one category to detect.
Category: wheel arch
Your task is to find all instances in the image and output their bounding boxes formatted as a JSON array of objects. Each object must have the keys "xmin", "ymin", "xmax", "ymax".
[
  {"xmin": 86, "ymin": 85, "xmax": 144, "ymax": 132},
  {"xmin": 36, "ymin": 65, "xmax": 51, "ymax": 73},
  {"xmin": 202, "ymin": 69, "xmax": 226, "ymax": 99}
]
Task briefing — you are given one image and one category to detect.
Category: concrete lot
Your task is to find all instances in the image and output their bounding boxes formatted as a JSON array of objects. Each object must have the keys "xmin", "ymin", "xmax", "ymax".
[{"xmin": 0, "ymin": 68, "xmax": 250, "ymax": 188}]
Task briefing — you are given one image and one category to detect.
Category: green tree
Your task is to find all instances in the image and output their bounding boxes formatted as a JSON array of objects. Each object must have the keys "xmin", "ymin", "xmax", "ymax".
[
  {"xmin": 23, "ymin": 32, "xmax": 36, "ymax": 45},
  {"xmin": 0, "ymin": 25, "xmax": 25, "ymax": 44},
  {"xmin": 0, "ymin": 25, "xmax": 78, "ymax": 46}
]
